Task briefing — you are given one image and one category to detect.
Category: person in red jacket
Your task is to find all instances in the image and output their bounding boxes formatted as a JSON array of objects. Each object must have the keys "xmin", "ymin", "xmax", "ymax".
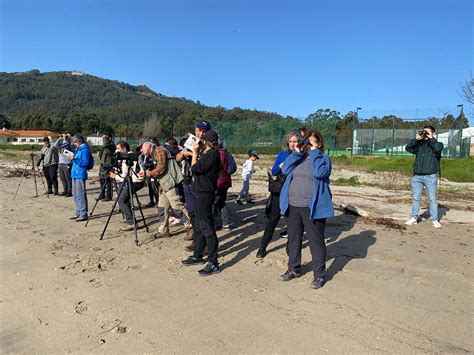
[{"xmin": 214, "ymin": 140, "xmax": 232, "ymax": 230}]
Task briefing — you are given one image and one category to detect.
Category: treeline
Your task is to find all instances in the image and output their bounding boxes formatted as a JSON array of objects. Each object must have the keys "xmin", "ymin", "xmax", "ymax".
[{"xmin": 0, "ymin": 70, "xmax": 468, "ymax": 148}]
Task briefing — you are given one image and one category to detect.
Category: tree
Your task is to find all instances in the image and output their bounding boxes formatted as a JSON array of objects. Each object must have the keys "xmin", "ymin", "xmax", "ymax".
[
  {"xmin": 0, "ymin": 113, "xmax": 12, "ymax": 129},
  {"xmin": 143, "ymin": 113, "xmax": 163, "ymax": 138}
]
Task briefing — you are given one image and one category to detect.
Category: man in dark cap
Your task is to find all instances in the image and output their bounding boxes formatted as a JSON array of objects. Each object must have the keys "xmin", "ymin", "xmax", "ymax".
[{"xmin": 181, "ymin": 129, "xmax": 222, "ymax": 276}]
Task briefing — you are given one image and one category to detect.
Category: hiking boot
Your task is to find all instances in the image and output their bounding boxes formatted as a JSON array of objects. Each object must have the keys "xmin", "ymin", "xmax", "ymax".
[
  {"xmin": 181, "ymin": 256, "xmax": 205, "ymax": 266},
  {"xmin": 310, "ymin": 277, "xmax": 325, "ymax": 289},
  {"xmin": 279, "ymin": 269, "xmax": 301, "ymax": 281},
  {"xmin": 405, "ymin": 217, "xmax": 418, "ymax": 226},
  {"xmin": 198, "ymin": 262, "xmax": 221, "ymax": 276},
  {"xmin": 256, "ymin": 248, "xmax": 267, "ymax": 259}
]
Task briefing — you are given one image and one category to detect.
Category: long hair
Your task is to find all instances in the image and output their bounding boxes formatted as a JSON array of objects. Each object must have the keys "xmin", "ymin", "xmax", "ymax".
[
  {"xmin": 283, "ymin": 130, "xmax": 302, "ymax": 152},
  {"xmin": 305, "ymin": 129, "xmax": 325, "ymax": 152}
]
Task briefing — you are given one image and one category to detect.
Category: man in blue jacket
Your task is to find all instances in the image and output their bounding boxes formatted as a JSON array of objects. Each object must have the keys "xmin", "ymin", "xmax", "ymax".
[{"xmin": 69, "ymin": 136, "xmax": 92, "ymax": 222}]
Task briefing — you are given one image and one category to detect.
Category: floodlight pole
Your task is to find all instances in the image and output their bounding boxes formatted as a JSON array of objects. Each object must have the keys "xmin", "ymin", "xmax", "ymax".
[{"xmin": 352, "ymin": 107, "xmax": 361, "ymax": 156}]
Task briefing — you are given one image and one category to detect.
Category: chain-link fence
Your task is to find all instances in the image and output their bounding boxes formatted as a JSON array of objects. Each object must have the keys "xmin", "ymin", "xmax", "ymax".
[{"xmin": 108, "ymin": 106, "xmax": 470, "ymax": 158}]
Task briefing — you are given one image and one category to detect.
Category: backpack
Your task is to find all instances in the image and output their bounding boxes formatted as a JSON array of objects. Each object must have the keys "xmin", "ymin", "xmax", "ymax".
[
  {"xmin": 86, "ymin": 150, "xmax": 94, "ymax": 170},
  {"xmin": 225, "ymin": 150, "xmax": 237, "ymax": 175}
]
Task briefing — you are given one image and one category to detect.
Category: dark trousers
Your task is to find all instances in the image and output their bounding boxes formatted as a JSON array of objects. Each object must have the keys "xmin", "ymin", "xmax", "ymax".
[
  {"xmin": 43, "ymin": 164, "xmax": 58, "ymax": 193},
  {"xmin": 193, "ymin": 192, "xmax": 219, "ymax": 264},
  {"xmin": 58, "ymin": 163, "xmax": 72, "ymax": 194},
  {"xmin": 287, "ymin": 205, "xmax": 326, "ymax": 277},
  {"xmin": 260, "ymin": 193, "xmax": 282, "ymax": 250},
  {"xmin": 118, "ymin": 181, "xmax": 145, "ymax": 224},
  {"xmin": 183, "ymin": 183, "xmax": 195, "ymax": 213},
  {"xmin": 213, "ymin": 188, "xmax": 230, "ymax": 227},
  {"xmin": 147, "ymin": 177, "xmax": 158, "ymax": 204},
  {"xmin": 99, "ymin": 175, "xmax": 113, "ymax": 199}
]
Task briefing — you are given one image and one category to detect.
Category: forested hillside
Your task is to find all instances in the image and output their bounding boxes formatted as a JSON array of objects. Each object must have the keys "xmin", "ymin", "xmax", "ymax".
[{"xmin": 0, "ymin": 70, "xmax": 298, "ymax": 137}]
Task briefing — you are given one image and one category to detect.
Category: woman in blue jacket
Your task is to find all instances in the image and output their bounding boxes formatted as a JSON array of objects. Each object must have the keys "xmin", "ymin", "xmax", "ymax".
[{"xmin": 279, "ymin": 129, "xmax": 334, "ymax": 289}]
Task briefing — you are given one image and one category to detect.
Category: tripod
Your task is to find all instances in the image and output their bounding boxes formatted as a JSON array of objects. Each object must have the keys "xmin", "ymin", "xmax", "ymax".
[
  {"xmin": 13, "ymin": 151, "xmax": 49, "ymax": 200},
  {"xmin": 85, "ymin": 178, "xmax": 121, "ymax": 227},
  {"xmin": 98, "ymin": 162, "xmax": 149, "ymax": 246}
]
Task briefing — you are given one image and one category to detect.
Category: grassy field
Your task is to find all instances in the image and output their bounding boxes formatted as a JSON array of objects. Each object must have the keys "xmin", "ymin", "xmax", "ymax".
[
  {"xmin": 1, "ymin": 148, "xmax": 472, "ymax": 183},
  {"xmin": 330, "ymin": 155, "xmax": 474, "ymax": 183}
]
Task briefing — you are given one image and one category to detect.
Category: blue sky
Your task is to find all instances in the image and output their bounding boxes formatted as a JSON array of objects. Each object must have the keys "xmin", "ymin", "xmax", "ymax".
[{"xmin": 1, "ymin": 0, "xmax": 472, "ymax": 124}]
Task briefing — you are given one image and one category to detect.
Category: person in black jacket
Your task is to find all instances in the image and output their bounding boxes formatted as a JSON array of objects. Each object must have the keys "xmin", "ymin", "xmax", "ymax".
[
  {"xmin": 181, "ymin": 129, "xmax": 221, "ymax": 276},
  {"xmin": 405, "ymin": 125, "xmax": 444, "ymax": 229},
  {"xmin": 97, "ymin": 134, "xmax": 115, "ymax": 201}
]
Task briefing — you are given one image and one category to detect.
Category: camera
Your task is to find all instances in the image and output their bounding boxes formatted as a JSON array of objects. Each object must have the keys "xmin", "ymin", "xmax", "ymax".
[
  {"xmin": 418, "ymin": 130, "xmax": 429, "ymax": 138},
  {"xmin": 297, "ymin": 138, "xmax": 309, "ymax": 147},
  {"xmin": 143, "ymin": 160, "xmax": 156, "ymax": 171},
  {"xmin": 114, "ymin": 152, "xmax": 140, "ymax": 162}
]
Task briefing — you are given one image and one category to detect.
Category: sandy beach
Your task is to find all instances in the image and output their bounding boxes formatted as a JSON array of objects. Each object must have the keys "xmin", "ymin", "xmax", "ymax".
[{"xmin": 1, "ymin": 159, "xmax": 473, "ymax": 353}]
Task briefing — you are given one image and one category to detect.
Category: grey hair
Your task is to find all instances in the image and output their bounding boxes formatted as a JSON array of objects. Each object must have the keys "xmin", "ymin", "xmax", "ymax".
[
  {"xmin": 283, "ymin": 130, "xmax": 302, "ymax": 152},
  {"xmin": 73, "ymin": 135, "xmax": 85, "ymax": 144}
]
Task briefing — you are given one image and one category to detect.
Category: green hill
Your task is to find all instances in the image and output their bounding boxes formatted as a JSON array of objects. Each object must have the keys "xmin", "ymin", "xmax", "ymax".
[{"xmin": 0, "ymin": 69, "xmax": 299, "ymax": 137}]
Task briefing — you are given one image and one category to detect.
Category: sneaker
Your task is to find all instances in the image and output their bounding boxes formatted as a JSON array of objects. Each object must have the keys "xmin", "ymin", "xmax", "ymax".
[
  {"xmin": 58, "ymin": 192, "xmax": 66, "ymax": 196},
  {"xmin": 222, "ymin": 224, "xmax": 231, "ymax": 231},
  {"xmin": 246, "ymin": 200, "xmax": 255, "ymax": 204},
  {"xmin": 75, "ymin": 216, "xmax": 88, "ymax": 222},
  {"xmin": 181, "ymin": 255, "xmax": 205, "ymax": 266},
  {"xmin": 119, "ymin": 224, "xmax": 137, "ymax": 232},
  {"xmin": 198, "ymin": 262, "xmax": 221, "ymax": 276},
  {"xmin": 168, "ymin": 217, "xmax": 180, "ymax": 226},
  {"xmin": 432, "ymin": 220, "xmax": 442, "ymax": 229},
  {"xmin": 69, "ymin": 215, "xmax": 79, "ymax": 220},
  {"xmin": 256, "ymin": 248, "xmax": 267, "ymax": 259},
  {"xmin": 310, "ymin": 277, "xmax": 325, "ymax": 289},
  {"xmin": 404, "ymin": 217, "xmax": 418, "ymax": 226},
  {"xmin": 279, "ymin": 269, "xmax": 301, "ymax": 281}
]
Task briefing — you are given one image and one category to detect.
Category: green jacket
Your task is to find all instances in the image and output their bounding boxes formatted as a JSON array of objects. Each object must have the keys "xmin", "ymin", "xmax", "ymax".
[{"xmin": 405, "ymin": 138, "xmax": 443, "ymax": 175}]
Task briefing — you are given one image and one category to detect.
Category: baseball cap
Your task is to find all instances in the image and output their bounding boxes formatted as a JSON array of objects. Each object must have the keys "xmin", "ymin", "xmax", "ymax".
[
  {"xmin": 195, "ymin": 120, "xmax": 211, "ymax": 131},
  {"xmin": 250, "ymin": 150, "xmax": 259, "ymax": 159}
]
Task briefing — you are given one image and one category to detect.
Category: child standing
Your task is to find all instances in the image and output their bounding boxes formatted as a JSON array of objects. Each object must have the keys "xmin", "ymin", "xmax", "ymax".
[{"xmin": 236, "ymin": 150, "xmax": 259, "ymax": 204}]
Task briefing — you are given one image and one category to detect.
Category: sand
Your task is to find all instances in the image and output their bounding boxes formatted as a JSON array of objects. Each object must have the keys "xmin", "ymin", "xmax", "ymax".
[{"xmin": 0, "ymin": 161, "xmax": 473, "ymax": 353}]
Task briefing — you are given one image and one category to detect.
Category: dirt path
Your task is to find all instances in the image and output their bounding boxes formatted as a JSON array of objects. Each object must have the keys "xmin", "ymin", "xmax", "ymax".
[{"xmin": 1, "ymin": 171, "xmax": 473, "ymax": 353}]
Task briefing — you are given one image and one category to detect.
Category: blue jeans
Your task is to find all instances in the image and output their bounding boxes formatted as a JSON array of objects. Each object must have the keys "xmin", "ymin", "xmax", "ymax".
[
  {"xmin": 238, "ymin": 178, "xmax": 251, "ymax": 201},
  {"xmin": 411, "ymin": 174, "xmax": 438, "ymax": 222},
  {"xmin": 72, "ymin": 178, "xmax": 88, "ymax": 218}
]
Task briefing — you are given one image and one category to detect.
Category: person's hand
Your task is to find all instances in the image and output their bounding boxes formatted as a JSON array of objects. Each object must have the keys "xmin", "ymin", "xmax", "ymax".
[
  {"xmin": 138, "ymin": 170, "xmax": 145, "ymax": 178},
  {"xmin": 425, "ymin": 130, "xmax": 434, "ymax": 139},
  {"xmin": 69, "ymin": 155, "xmax": 74, "ymax": 160},
  {"xmin": 191, "ymin": 141, "xmax": 200, "ymax": 152},
  {"xmin": 145, "ymin": 170, "xmax": 152, "ymax": 177},
  {"xmin": 294, "ymin": 145, "xmax": 301, "ymax": 153},
  {"xmin": 109, "ymin": 172, "xmax": 116, "ymax": 179},
  {"xmin": 415, "ymin": 132, "xmax": 423, "ymax": 141}
]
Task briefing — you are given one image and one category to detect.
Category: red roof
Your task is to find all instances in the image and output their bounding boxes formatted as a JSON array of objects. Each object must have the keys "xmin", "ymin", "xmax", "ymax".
[{"xmin": 2, "ymin": 130, "xmax": 60, "ymax": 137}]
